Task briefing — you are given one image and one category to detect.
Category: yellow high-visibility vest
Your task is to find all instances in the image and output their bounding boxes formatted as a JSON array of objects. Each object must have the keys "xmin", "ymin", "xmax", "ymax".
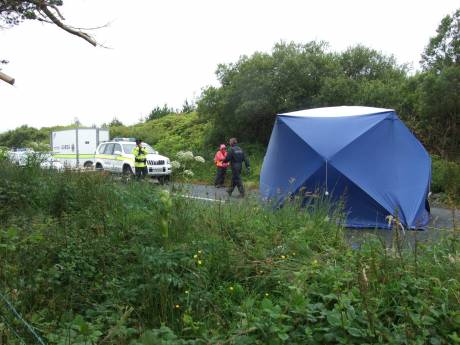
[{"xmin": 132, "ymin": 146, "xmax": 148, "ymax": 168}]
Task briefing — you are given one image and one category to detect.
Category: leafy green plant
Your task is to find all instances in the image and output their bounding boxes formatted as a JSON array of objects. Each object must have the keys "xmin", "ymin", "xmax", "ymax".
[
  {"xmin": 432, "ymin": 155, "xmax": 460, "ymax": 204},
  {"xmin": 1, "ymin": 162, "xmax": 459, "ymax": 344}
]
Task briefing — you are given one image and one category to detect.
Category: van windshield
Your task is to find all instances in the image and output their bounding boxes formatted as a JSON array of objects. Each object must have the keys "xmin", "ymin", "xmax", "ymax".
[{"xmin": 122, "ymin": 143, "xmax": 157, "ymax": 154}]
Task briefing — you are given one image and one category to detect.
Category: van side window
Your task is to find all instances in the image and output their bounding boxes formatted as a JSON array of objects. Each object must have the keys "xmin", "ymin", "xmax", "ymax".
[{"xmin": 104, "ymin": 143, "xmax": 115, "ymax": 155}]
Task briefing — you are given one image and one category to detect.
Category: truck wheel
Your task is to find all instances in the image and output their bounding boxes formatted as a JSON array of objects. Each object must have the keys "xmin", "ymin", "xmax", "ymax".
[
  {"xmin": 83, "ymin": 161, "xmax": 93, "ymax": 169},
  {"xmin": 95, "ymin": 163, "xmax": 103, "ymax": 171},
  {"xmin": 123, "ymin": 165, "xmax": 133, "ymax": 175}
]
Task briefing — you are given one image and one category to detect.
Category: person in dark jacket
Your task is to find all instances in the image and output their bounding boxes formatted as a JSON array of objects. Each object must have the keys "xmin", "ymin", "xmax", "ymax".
[{"xmin": 224, "ymin": 138, "xmax": 250, "ymax": 197}]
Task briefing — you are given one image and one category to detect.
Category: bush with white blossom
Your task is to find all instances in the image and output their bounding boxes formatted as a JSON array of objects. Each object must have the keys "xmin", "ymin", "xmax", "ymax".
[{"xmin": 171, "ymin": 150, "xmax": 205, "ymax": 180}]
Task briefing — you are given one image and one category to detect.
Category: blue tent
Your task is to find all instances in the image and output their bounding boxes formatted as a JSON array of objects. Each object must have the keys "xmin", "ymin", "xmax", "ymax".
[{"xmin": 260, "ymin": 106, "xmax": 431, "ymax": 229}]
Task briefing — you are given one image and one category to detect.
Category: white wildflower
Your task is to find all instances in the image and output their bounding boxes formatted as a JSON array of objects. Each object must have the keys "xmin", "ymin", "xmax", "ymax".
[
  {"xmin": 386, "ymin": 215, "xmax": 394, "ymax": 226},
  {"xmin": 194, "ymin": 156, "xmax": 205, "ymax": 163},
  {"xmin": 171, "ymin": 161, "xmax": 181, "ymax": 169},
  {"xmin": 177, "ymin": 151, "xmax": 194, "ymax": 161},
  {"xmin": 183, "ymin": 170, "xmax": 194, "ymax": 177}
]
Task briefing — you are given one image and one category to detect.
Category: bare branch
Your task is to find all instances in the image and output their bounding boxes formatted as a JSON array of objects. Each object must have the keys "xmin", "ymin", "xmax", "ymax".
[
  {"xmin": 49, "ymin": 4, "xmax": 65, "ymax": 20},
  {"xmin": 0, "ymin": 71, "xmax": 15, "ymax": 85},
  {"xmin": 66, "ymin": 21, "xmax": 113, "ymax": 31},
  {"xmin": 30, "ymin": 0, "xmax": 97, "ymax": 46},
  {"xmin": 36, "ymin": 17, "xmax": 54, "ymax": 24}
]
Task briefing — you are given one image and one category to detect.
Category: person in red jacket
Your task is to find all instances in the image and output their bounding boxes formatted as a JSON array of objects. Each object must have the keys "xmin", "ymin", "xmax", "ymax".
[{"xmin": 214, "ymin": 144, "xmax": 229, "ymax": 188}]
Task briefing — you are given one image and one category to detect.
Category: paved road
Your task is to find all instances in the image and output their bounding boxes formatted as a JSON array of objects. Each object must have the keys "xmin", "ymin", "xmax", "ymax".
[{"xmin": 172, "ymin": 183, "xmax": 459, "ymax": 247}]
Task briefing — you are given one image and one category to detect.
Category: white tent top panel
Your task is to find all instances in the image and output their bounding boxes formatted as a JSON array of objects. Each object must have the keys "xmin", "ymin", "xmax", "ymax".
[{"xmin": 279, "ymin": 106, "xmax": 394, "ymax": 118}]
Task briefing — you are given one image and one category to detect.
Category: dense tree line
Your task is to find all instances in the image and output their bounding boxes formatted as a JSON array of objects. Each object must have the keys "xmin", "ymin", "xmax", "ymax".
[
  {"xmin": 197, "ymin": 42, "xmax": 408, "ymax": 146},
  {"xmin": 198, "ymin": 9, "xmax": 460, "ymax": 159},
  {"xmin": 0, "ymin": 125, "xmax": 48, "ymax": 148}
]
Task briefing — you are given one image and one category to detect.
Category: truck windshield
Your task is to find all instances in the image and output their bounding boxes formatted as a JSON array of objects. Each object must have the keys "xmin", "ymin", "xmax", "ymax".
[{"xmin": 123, "ymin": 143, "xmax": 157, "ymax": 154}]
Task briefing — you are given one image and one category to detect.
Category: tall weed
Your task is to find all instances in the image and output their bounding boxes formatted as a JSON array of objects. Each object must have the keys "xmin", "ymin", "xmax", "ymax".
[{"xmin": 0, "ymin": 162, "xmax": 459, "ymax": 344}]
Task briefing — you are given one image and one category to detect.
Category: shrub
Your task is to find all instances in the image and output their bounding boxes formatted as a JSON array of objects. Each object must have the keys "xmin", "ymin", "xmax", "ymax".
[
  {"xmin": 432, "ymin": 155, "xmax": 460, "ymax": 204},
  {"xmin": 1, "ymin": 154, "xmax": 459, "ymax": 344}
]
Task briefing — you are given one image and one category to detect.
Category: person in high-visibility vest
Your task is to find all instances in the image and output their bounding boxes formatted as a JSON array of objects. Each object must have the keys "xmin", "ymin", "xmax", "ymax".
[
  {"xmin": 214, "ymin": 144, "xmax": 229, "ymax": 188},
  {"xmin": 132, "ymin": 139, "xmax": 148, "ymax": 179}
]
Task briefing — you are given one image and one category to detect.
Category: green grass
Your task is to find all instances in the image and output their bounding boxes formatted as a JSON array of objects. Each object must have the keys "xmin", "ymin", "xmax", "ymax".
[{"xmin": 1, "ymin": 161, "xmax": 460, "ymax": 344}]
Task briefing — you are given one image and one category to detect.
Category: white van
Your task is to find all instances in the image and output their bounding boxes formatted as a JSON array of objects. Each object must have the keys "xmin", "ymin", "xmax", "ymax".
[
  {"xmin": 51, "ymin": 128, "xmax": 109, "ymax": 168},
  {"xmin": 94, "ymin": 138, "xmax": 172, "ymax": 181}
]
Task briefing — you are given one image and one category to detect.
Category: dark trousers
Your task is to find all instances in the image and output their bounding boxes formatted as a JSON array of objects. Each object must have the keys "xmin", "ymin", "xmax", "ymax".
[
  {"xmin": 135, "ymin": 166, "xmax": 148, "ymax": 180},
  {"xmin": 227, "ymin": 165, "xmax": 244, "ymax": 196},
  {"xmin": 214, "ymin": 167, "xmax": 227, "ymax": 187}
]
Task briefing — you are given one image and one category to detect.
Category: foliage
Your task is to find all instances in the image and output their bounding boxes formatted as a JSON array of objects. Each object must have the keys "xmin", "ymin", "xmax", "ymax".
[
  {"xmin": 421, "ymin": 8, "xmax": 460, "ymax": 72},
  {"xmin": 181, "ymin": 99, "xmax": 196, "ymax": 114},
  {"xmin": 147, "ymin": 104, "xmax": 177, "ymax": 121},
  {"xmin": 412, "ymin": 8, "xmax": 460, "ymax": 159},
  {"xmin": 0, "ymin": 124, "xmax": 77, "ymax": 150},
  {"xmin": 315, "ymin": 45, "xmax": 408, "ymax": 109},
  {"xmin": 0, "ymin": 0, "xmax": 63, "ymax": 27},
  {"xmin": 431, "ymin": 155, "xmax": 460, "ymax": 204},
  {"xmin": 0, "ymin": 162, "xmax": 459, "ymax": 344},
  {"xmin": 108, "ymin": 117, "xmax": 124, "ymax": 127},
  {"xmin": 110, "ymin": 112, "xmax": 209, "ymax": 156},
  {"xmin": 414, "ymin": 66, "xmax": 460, "ymax": 159},
  {"xmin": 197, "ymin": 41, "xmax": 408, "ymax": 145},
  {"xmin": 0, "ymin": 125, "xmax": 47, "ymax": 149}
]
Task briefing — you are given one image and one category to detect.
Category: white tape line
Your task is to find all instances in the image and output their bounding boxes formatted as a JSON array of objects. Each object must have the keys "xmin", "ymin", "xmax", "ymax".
[{"xmin": 175, "ymin": 194, "xmax": 225, "ymax": 203}]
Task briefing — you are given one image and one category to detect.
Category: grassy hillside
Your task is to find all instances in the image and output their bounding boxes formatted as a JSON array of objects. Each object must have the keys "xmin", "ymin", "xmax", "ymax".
[
  {"xmin": 110, "ymin": 113, "xmax": 209, "ymax": 156},
  {"xmin": 110, "ymin": 113, "xmax": 265, "ymax": 187},
  {"xmin": 1, "ymin": 161, "xmax": 459, "ymax": 344}
]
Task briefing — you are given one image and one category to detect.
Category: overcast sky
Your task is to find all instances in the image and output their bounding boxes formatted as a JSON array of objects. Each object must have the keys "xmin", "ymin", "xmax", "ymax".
[{"xmin": 0, "ymin": 0, "xmax": 458, "ymax": 132}]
